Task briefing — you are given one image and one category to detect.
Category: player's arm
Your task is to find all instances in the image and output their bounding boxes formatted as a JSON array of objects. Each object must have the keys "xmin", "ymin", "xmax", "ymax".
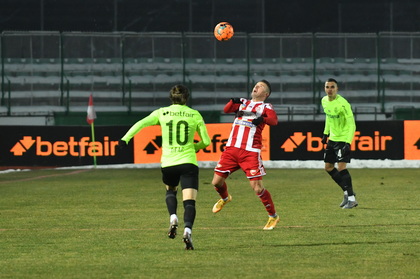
[
  {"xmin": 343, "ymin": 103, "xmax": 356, "ymax": 143},
  {"xmin": 321, "ymin": 98, "xmax": 330, "ymax": 136},
  {"xmin": 194, "ymin": 119, "xmax": 211, "ymax": 152},
  {"xmin": 223, "ymin": 98, "xmax": 243, "ymax": 113},
  {"xmin": 263, "ymin": 106, "xmax": 278, "ymax": 126},
  {"xmin": 121, "ymin": 112, "xmax": 159, "ymax": 144},
  {"xmin": 322, "ymin": 120, "xmax": 331, "ymax": 145},
  {"xmin": 253, "ymin": 104, "xmax": 278, "ymax": 126},
  {"xmin": 323, "ymin": 119, "xmax": 330, "ymax": 136}
]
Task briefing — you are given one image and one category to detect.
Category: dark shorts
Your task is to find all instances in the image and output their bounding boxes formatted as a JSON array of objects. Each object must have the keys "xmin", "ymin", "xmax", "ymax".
[
  {"xmin": 324, "ymin": 140, "xmax": 351, "ymax": 163},
  {"xmin": 161, "ymin": 163, "xmax": 199, "ymax": 190}
]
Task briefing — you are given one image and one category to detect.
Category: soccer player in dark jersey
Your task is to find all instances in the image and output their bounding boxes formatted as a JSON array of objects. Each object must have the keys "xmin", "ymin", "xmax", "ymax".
[
  {"xmin": 119, "ymin": 85, "xmax": 210, "ymax": 249},
  {"xmin": 321, "ymin": 78, "xmax": 358, "ymax": 209}
]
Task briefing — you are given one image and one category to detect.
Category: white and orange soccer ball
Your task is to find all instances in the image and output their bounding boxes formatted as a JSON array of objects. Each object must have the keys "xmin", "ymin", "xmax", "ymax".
[{"xmin": 214, "ymin": 22, "xmax": 234, "ymax": 41}]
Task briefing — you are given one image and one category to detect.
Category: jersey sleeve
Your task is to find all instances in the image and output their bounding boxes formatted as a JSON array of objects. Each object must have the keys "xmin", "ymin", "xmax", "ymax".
[
  {"xmin": 322, "ymin": 97, "xmax": 331, "ymax": 135},
  {"xmin": 323, "ymin": 119, "xmax": 331, "ymax": 135},
  {"xmin": 194, "ymin": 116, "xmax": 211, "ymax": 152},
  {"xmin": 223, "ymin": 99, "xmax": 242, "ymax": 113},
  {"xmin": 263, "ymin": 103, "xmax": 278, "ymax": 126},
  {"xmin": 324, "ymin": 122, "xmax": 330, "ymax": 135},
  {"xmin": 121, "ymin": 110, "xmax": 160, "ymax": 143},
  {"xmin": 343, "ymin": 102, "xmax": 356, "ymax": 143}
]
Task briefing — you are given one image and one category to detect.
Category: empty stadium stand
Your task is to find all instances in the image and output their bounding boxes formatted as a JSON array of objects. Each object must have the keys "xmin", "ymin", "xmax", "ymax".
[{"xmin": 1, "ymin": 32, "xmax": 420, "ymax": 124}]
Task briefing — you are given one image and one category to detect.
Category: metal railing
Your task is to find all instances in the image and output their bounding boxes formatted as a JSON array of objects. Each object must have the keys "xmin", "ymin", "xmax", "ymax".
[{"xmin": 1, "ymin": 31, "xmax": 419, "ymax": 119}]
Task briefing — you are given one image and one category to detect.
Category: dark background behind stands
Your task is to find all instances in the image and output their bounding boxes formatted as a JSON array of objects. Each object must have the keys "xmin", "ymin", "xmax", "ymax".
[
  {"xmin": 1, "ymin": 0, "xmax": 419, "ymax": 33},
  {"xmin": 1, "ymin": 0, "xmax": 420, "ymax": 125}
]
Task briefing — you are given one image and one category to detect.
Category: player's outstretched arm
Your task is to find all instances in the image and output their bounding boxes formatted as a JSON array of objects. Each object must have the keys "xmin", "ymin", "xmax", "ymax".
[
  {"xmin": 121, "ymin": 113, "xmax": 159, "ymax": 143},
  {"xmin": 194, "ymin": 121, "xmax": 211, "ymax": 152}
]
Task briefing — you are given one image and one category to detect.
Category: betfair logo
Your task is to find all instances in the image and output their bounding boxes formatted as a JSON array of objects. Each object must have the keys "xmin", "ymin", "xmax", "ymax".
[
  {"xmin": 163, "ymin": 111, "xmax": 194, "ymax": 117},
  {"xmin": 10, "ymin": 136, "xmax": 36, "ymax": 156},
  {"xmin": 281, "ymin": 131, "xmax": 393, "ymax": 152},
  {"xmin": 281, "ymin": 132, "xmax": 322, "ymax": 152},
  {"xmin": 144, "ymin": 136, "xmax": 162, "ymax": 154},
  {"xmin": 10, "ymin": 136, "xmax": 118, "ymax": 157}
]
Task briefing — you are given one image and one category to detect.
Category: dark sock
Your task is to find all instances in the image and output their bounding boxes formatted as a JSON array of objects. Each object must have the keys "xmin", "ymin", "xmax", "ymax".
[
  {"xmin": 165, "ymin": 189, "xmax": 177, "ymax": 216},
  {"xmin": 183, "ymin": 199, "xmax": 196, "ymax": 229},
  {"xmin": 339, "ymin": 169, "xmax": 354, "ymax": 196},
  {"xmin": 327, "ymin": 168, "xmax": 346, "ymax": 191}
]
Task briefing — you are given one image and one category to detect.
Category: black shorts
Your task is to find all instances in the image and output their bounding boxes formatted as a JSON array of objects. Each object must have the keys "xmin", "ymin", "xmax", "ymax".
[
  {"xmin": 161, "ymin": 163, "xmax": 199, "ymax": 190},
  {"xmin": 324, "ymin": 140, "xmax": 351, "ymax": 163}
]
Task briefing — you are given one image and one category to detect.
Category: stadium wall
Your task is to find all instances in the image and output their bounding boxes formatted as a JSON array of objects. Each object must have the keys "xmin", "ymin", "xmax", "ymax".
[{"xmin": 1, "ymin": 120, "xmax": 419, "ymax": 168}]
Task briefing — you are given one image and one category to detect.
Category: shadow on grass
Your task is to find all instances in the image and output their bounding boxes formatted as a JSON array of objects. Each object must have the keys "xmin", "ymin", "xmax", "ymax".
[
  {"xmin": 267, "ymin": 239, "xmax": 420, "ymax": 247},
  {"xmin": 357, "ymin": 207, "xmax": 420, "ymax": 211}
]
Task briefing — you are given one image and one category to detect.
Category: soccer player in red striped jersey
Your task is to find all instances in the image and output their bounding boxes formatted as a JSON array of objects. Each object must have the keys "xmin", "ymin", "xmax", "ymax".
[{"xmin": 211, "ymin": 80, "xmax": 280, "ymax": 230}]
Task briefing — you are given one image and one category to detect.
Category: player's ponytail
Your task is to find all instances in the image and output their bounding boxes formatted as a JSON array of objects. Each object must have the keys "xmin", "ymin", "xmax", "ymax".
[{"xmin": 170, "ymin": 84, "xmax": 189, "ymax": 105}]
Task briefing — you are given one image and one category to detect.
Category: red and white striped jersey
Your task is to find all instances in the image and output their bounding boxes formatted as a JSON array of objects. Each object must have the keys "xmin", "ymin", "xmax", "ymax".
[{"xmin": 224, "ymin": 98, "xmax": 278, "ymax": 152}]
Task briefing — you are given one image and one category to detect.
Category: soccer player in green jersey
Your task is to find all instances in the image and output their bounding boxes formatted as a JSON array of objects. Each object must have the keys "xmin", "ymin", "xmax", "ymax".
[
  {"xmin": 119, "ymin": 84, "xmax": 211, "ymax": 250},
  {"xmin": 321, "ymin": 78, "xmax": 358, "ymax": 209}
]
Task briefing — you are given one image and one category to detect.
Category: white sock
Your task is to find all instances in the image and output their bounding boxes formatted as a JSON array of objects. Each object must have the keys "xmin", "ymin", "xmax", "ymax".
[
  {"xmin": 184, "ymin": 227, "xmax": 192, "ymax": 235},
  {"xmin": 348, "ymin": 195, "xmax": 355, "ymax": 202},
  {"xmin": 170, "ymin": 214, "xmax": 178, "ymax": 223},
  {"xmin": 344, "ymin": 190, "xmax": 348, "ymax": 196}
]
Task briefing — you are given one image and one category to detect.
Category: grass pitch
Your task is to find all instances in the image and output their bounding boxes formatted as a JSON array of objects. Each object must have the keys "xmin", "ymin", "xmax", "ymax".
[{"xmin": 0, "ymin": 168, "xmax": 419, "ymax": 278}]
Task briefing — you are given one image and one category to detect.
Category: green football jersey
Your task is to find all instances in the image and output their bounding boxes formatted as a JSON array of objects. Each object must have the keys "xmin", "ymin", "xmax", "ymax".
[
  {"xmin": 321, "ymin": 94, "xmax": 356, "ymax": 143},
  {"xmin": 121, "ymin": 104, "xmax": 210, "ymax": 168}
]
